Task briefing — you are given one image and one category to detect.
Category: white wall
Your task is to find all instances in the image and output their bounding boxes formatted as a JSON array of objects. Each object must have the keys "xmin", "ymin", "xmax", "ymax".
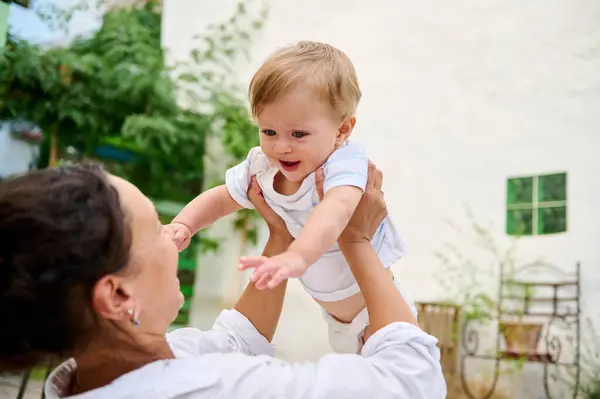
[{"xmin": 162, "ymin": 0, "xmax": 600, "ymax": 393}]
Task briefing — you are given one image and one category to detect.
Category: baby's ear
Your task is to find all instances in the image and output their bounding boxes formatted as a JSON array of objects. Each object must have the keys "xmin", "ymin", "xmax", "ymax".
[{"xmin": 336, "ymin": 117, "xmax": 356, "ymax": 146}]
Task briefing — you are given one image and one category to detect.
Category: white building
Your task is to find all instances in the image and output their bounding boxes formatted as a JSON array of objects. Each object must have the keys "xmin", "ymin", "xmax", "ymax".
[
  {"xmin": 0, "ymin": 121, "xmax": 41, "ymax": 178},
  {"xmin": 162, "ymin": 0, "xmax": 600, "ymax": 395}
]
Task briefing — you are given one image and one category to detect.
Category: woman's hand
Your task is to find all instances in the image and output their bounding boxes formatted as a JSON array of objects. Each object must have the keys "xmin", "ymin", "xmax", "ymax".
[
  {"xmin": 315, "ymin": 162, "xmax": 387, "ymax": 245},
  {"xmin": 233, "ymin": 176, "xmax": 292, "ymax": 341},
  {"xmin": 246, "ymin": 175, "xmax": 292, "ymax": 243},
  {"xmin": 238, "ymin": 176, "xmax": 293, "ymax": 287}
]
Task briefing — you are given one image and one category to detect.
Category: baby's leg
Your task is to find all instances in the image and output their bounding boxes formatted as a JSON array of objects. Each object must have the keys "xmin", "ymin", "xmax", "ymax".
[{"xmin": 323, "ymin": 277, "xmax": 418, "ymax": 354}]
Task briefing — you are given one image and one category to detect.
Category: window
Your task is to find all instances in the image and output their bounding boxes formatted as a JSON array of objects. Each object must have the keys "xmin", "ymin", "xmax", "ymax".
[{"xmin": 506, "ymin": 173, "xmax": 567, "ymax": 236}]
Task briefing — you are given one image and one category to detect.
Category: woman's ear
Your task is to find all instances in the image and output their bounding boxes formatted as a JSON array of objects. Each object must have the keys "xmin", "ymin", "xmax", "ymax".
[
  {"xmin": 92, "ymin": 275, "xmax": 135, "ymax": 322},
  {"xmin": 336, "ymin": 117, "xmax": 356, "ymax": 146}
]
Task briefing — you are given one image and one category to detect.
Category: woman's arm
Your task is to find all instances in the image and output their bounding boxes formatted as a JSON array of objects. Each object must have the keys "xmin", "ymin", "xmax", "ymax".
[
  {"xmin": 225, "ymin": 163, "xmax": 444, "ymax": 398},
  {"xmin": 233, "ymin": 176, "xmax": 293, "ymax": 342},
  {"xmin": 165, "ymin": 320, "xmax": 445, "ymax": 399},
  {"xmin": 167, "ymin": 177, "xmax": 292, "ymax": 356},
  {"xmin": 335, "ymin": 163, "xmax": 419, "ymax": 335},
  {"xmin": 233, "ymin": 237, "xmax": 292, "ymax": 342},
  {"xmin": 208, "ymin": 164, "xmax": 443, "ymax": 397},
  {"xmin": 211, "ymin": 322, "xmax": 445, "ymax": 399},
  {"xmin": 170, "ymin": 165, "xmax": 445, "ymax": 398}
]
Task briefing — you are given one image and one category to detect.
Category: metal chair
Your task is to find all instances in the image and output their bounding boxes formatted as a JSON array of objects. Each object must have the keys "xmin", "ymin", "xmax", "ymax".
[{"xmin": 14, "ymin": 365, "xmax": 52, "ymax": 399}]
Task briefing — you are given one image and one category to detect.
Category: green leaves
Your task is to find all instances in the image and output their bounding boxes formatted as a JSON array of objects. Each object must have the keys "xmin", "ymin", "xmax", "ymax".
[{"xmin": 2, "ymin": 0, "xmax": 268, "ymax": 246}]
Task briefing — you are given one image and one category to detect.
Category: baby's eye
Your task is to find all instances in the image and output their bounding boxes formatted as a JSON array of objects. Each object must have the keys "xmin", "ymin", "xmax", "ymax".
[
  {"xmin": 292, "ymin": 131, "xmax": 308, "ymax": 138},
  {"xmin": 262, "ymin": 129, "xmax": 276, "ymax": 137}
]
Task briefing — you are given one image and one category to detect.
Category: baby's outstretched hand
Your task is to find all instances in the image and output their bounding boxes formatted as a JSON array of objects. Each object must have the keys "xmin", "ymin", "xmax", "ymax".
[
  {"xmin": 238, "ymin": 250, "xmax": 308, "ymax": 289},
  {"xmin": 164, "ymin": 222, "xmax": 192, "ymax": 252}
]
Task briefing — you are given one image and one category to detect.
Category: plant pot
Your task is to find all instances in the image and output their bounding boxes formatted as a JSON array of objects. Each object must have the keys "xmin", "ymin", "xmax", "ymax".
[{"xmin": 499, "ymin": 321, "xmax": 543, "ymax": 354}]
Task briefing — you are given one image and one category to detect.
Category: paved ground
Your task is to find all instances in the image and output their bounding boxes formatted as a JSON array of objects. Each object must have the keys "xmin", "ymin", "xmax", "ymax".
[{"xmin": 0, "ymin": 374, "xmax": 44, "ymax": 399}]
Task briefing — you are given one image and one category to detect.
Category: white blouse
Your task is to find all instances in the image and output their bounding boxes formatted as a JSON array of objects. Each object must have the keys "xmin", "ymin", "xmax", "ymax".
[{"xmin": 44, "ymin": 309, "xmax": 447, "ymax": 399}]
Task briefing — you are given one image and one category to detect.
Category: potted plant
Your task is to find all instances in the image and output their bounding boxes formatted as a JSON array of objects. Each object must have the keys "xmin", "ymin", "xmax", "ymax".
[
  {"xmin": 498, "ymin": 278, "xmax": 544, "ymax": 356},
  {"xmin": 434, "ymin": 208, "xmax": 546, "ymax": 357},
  {"xmin": 498, "ymin": 321, "xmax": 543, "ymax": 355}
]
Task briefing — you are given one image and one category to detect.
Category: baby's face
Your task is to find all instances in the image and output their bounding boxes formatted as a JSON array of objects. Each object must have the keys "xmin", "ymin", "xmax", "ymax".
[{"xmin": 257, "ymin": 87, "xmax": 342, "ymax": 183}]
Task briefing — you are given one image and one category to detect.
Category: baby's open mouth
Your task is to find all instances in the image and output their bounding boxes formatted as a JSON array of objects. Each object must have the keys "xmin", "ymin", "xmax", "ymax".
[{"xmin": 279, "ymin": 160, "xmax": 301, "ymax": 172}]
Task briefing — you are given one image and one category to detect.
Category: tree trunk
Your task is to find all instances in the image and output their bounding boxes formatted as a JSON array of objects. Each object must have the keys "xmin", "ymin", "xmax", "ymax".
[{"xmin": 48, "ymin": 124, "xmax": 58, "ymax": 167}]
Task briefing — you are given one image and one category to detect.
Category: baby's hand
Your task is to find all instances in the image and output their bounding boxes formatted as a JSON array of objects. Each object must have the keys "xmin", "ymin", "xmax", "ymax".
[
  {"xmin": 164, "ymin": 222, "xmax": 192, "ymax": 252},
  {"xmin": 238, "ymin": 250, "xmax": 309, "ymax": 290}
]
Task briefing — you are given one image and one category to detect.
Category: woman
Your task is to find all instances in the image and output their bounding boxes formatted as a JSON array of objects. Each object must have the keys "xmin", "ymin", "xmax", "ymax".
[{"xmin": 0, "ymin": 163, "xmax": 446, "ymax": 398}]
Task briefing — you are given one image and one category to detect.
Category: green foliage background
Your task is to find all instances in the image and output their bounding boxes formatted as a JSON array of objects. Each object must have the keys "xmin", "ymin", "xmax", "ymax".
[{"xmin": 0, "ymin": 0, "xmax": 264, "ymax": 244}]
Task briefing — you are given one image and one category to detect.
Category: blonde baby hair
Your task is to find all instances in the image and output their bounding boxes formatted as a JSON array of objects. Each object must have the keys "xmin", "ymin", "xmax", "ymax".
[{"xmin": 249, "ymin": 41, "xmax": 362, "ymax": 120}]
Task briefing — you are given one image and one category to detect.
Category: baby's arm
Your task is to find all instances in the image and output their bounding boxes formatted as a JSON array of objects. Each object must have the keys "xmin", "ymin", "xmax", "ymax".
[
  {"xmin": 172, "ymin": 147, "xmax": 267, "ymax": 236},
  {"xmin": 172, "ymin": 185, "xmax": 242, "ymax": 234},
  {"xmin": 288, "ymin": 186, "xmax": 362, "ymax": 266}
]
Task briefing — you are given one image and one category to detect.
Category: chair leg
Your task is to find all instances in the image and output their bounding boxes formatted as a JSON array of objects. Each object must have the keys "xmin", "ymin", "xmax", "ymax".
[
  {"xmin": 16, "ymin": 369, "xmax": 31, "ymax": 399},
  {"xmin": 40, "ymin": 365, "xmax": 53, "ymax": 399}
]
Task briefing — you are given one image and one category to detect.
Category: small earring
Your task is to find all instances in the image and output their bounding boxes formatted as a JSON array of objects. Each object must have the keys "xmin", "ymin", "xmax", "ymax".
[{"xmin": 127, "ymin": 306, "xmax": 141, "ymax": 327}]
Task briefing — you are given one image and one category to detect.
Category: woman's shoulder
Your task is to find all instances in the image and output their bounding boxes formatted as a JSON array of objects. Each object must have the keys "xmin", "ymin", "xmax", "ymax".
[
  {"xmin": 45, "ymin": 353, "xmax": 274, "ymax": 399},
  {"xmin": 166, "ymin": 327, "xmax": 214, "ymax": 358}
]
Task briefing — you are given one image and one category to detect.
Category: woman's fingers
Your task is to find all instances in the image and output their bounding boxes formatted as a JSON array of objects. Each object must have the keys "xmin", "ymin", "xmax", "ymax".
[
  {"xmin": 315, "ymin": 168, "xmax": 325, "ymax": 200},
  {"xmin": 247, "ymin": 175, "xmax": 289, "ymax": 233},
  {"xmin": 373, "ymin": 168, "xmax": 383, "ymax": 193},
  {"xmin": 247, "ymin": 176, "xmax": 267, "ymax": 209},
  {"xmin": 366, "ymin": 161, "xmax": 376, "ymax": 191},
  {"xmin": 365, "ymin": 161, "xmax": 383, "ymax": 193}
]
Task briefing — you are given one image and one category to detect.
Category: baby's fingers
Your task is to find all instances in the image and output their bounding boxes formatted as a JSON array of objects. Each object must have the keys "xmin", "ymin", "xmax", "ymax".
[
  {"xmin": 251, "ymin": 259, "xmax": 281, "ymax": 276},
  {"xmin": 267, "ymin": 269, "xmax": 289, "ymax": 289},
  {"xmin": 254, "ymin": 273, "xmax": 273, "ymax": 290},
  {"xmin": 238, "ymin": 256, "xmax": 268, "ymax": 271},
  {"xmin": 249, "ymin": 265, "xmax": 271, "ymax": 284}
]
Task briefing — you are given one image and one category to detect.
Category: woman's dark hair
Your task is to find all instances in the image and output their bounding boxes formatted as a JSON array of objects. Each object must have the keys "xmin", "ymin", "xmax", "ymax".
[{"xmin": 0, "ymin": 164, "xmax": 131, "ymax": 372}]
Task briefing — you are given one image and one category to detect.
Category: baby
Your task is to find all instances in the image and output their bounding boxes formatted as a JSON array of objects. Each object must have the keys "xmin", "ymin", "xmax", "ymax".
[{"xmin": 167, "ymin": 41, "xmax": 417, "ymax": 353}]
